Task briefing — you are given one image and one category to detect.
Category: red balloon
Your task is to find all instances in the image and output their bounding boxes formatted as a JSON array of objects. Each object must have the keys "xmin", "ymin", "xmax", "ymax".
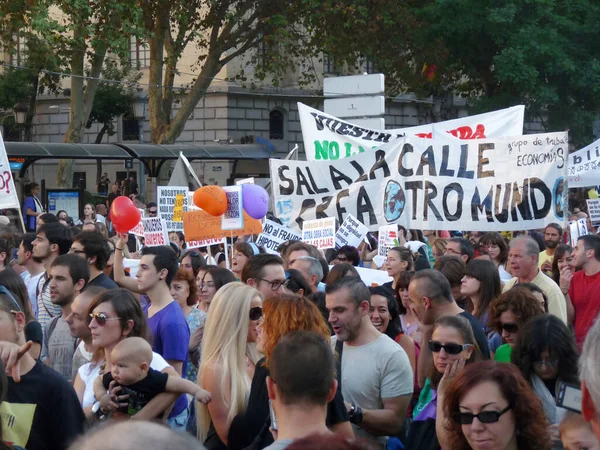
[{"xmin": 110, "ymin": 196, "xmax": 141, "ymax": 233}]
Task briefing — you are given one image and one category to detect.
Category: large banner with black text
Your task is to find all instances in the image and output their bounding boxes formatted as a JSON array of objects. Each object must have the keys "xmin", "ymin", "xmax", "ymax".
[{"xmin": 271, "ymin": 132, "xmax": 569, "ymax": 232}]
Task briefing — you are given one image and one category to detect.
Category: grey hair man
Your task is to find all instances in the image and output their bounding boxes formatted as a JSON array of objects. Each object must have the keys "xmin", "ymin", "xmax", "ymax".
[
  {"xmin": 580, "ymin": 317, "xmax": 600, "ymax": 442},
  {"xmin": 502, "ymin": 236, "xmax": 567, "ymax": 323},
  {"xmin": 289, "ymin": 255, "xmax": 323, "ymax": 293}
]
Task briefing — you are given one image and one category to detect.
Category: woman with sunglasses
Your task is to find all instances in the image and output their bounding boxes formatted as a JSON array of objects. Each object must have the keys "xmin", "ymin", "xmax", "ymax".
[
  {"xmin": 196, "ymin": 282, "xmax": 262, "ymax": 449},
  {"xmin": 489, "ymin": 287, "xmax": 544, "ymax": 362},
  {"xmin": 441, "ymin": 360, "xmax": 550, "ymax": 450},
  {"xmin": 227, "ymin": 294, "xmax": 353, "ymax": 450},
  {"xmin": 331, "ymin": 245, "xmax": 360, "ymax": 266},
  {"xmin": 460, "ymin": 259, "xmax": 503, "ymax": 353},
  {"xmin": 75, "ymin": 289, "xmax": 181, "ymax": 422},
  {"xmin": 512, "ymin": 315, "xmax": 579, "ymax": 442},
  {"xmin": 0, "ymin": 270, "xmax": 42, "ymax": 359},
  {"xmin": 408, "ymin": 315, "xmax": 481, "ymax": 450},
  {"xmin": 170, "ymin": 268, "xmax": 206, "ymax": 383},
  {"xmin": 479, "ymin": 232, "xmax": 512, "ymax": 282}
]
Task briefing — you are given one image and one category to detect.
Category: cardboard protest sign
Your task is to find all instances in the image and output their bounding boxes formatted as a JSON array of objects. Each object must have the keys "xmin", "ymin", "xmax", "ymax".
[
  {"xmin": 587, "ymin": 199, "xmax": 600, "ymax": 226},
  {"xmin": 157, "ymin": 186, "xmax": 189, "ymax": 231},
  {"xmin": 143, "ymin": 218, "xmax": 169, "ymax": 247},
  {"xmin": 270, "ymin": 132, "xmax": 569, "ymax": 232},
  {"xmin": 221, "ymin": 186, "xmax": 244, "ymax": 230},
  {"xmin": 130, "ymin": 209, "xmax": 145, "ymax": 237},
  {"xmin": 187, "ymin": 237, "xmax": 227, "ymax": 249},
  {"xmin": 302, "ymin": 217, "xmax": 336, "ymax": 249},
  {"xmin": 377, "ymin": 224, "xmax": 399, "ymax": 261},
  {"xmin": 568, "ymin": 138, "xmax": 600, "ymax": 188},
  {"xmin": 335, "ymin": 214, "xmax": 369, "ymax": 250},
  {"xmin": 183, "ymin": 210, "xmax": 262, "ymax": 242},
  {"xmin": 256, "ymin": 220, "xmax": 302, "ymax": 254},
  {"xmin": 0, "ymin": 133, "xmax": 20, "ymax": 210},
  {"xmin": 299, "ymin": 103, "xmax": 525, "ymax": 161}
]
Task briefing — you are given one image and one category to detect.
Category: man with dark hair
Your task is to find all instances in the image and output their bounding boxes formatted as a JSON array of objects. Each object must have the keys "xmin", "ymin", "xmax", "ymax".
[
  {"xmin": 539, "ymin": 223, "xmax": 563, "ymax": 273},
  {"xmin": 444, "ymin": 236, "xmax": 474, "ymax": 263},
  {"xmin": 409, "ymin": 269, "xmax": 490, "ymax": 387},
  {"xmin": 434, "ymin": 255, "xmax": 467, "ymax": 309},
  {"xmin": 43, "ymin": 254, "xmax": 89, "ymax": 379},
  {"xmin": 106, "ymin": 182, "xmax": 120, "ymax": 210},
  {"xmin": 146, "ymin": 202, "xmax": 158, "ymax": 217},
  {"xmin": 241, "ymin": 253, "xmax": 287, "ymax": 299},
  {"xmin": 265, "ymin": 331, "xmax": 338, "ymax": 450},
  {"xmin": 325, "ymin": 277, "xmax": 413, "ymax": 445},
  {"xmin": 0, "ymin": 235, "xmax": 11, "ymax": 272},
  {"xmin": 33, "ymin": 223, "xmax": 74, "ymax": 330},
  {"xmin": 128, "ymin": 175, "xmax": 139, "ymax": 199},
  {"xmin": 17, "ymin": 232, "xmax": 45, "ymax": 316},
  {"xmin": 70, "ymin": 231, "xmax": 118, "ymax": 289},
  {"xmin": 567, "ymin": 235, "xmax": 600, "ymax": 348},
  {"xmin": 36, "ymin": 212, "xmax": 59, "ymax": 230},
  {"xmin": 136, "ymin": 245, "xmax": 189, "ymax": 429}
]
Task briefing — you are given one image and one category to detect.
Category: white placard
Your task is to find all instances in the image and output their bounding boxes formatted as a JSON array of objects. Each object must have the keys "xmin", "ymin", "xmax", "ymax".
[
  {"xmin": 271, "ymin": 131, "xmax": 568, "ymax": 232},
  {"xmin": 335, "ymin": 213, "xmax": 369, "ymax": 250},
  {"xmin": 377, "ymin": 225, "xmax": 399, "ymax": 260},
  {"xmin": 221, "ymin": 186, "xmax": 244, "ymax": 230},
  {"xmin": 0, "ymin": 133, "xmax": 20, "ymax": 210},
  {"xmin": 256, "ymin": 219, "xmax": 302, "ymax": 254},
  {"xmin": 299, "ymin": 102, "xmax": 525, "ymax": 162},
  {"xmin": 568, "ymin": 138, "xmax": 600, "ymax": 188},
  {"xmin": 570, "ymin": 218, "xmax": 589, "ymax": 247},
  {"xmin": 587, "ymin": 199, "xmax": 600, "ymax": 225},
  {"xmin": 157, "ymin": 186, "xmax": 189, "ymax": 231},
  {"xmin": 236, "ymin": 177, "xmax": 255, "ymax": 185},
  {"xmin": 186, "ymin": 237, "xmax": 226, "ymax": 249},
  {"xmin": 130, "ymin": 208, "xmax": 145, "ymax": 237},
  {"xmin": 302, "ymin": 217, "xmax": 336, "ymax": 249},
  {"xmin": 143, "ymin": 218, "xmax": 169, "ymax": 247}
]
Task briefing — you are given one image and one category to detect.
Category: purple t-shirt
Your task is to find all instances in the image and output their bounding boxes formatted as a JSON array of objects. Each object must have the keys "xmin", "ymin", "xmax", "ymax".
[{"xmin": 144, "ymin": 301, "xmax": 190, "ymax": 417}]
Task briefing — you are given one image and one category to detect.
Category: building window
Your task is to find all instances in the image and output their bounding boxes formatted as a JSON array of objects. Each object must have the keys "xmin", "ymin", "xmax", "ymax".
[
  {"xmin": 73, "ymin": 172, "xmax": 86, "ymax": 190},
  {"xmin": 122, "ymin": 116, "xmax": 140, "ymax": 141},
  {"xmin": 323, "ymin": 54, "xmax": 338, "ymax": 74},
  {"xmin": 130, "ymin": 37, "xmax": 150, "ymax": 68},
  {"xmin": 269, "ymin": 110, "xmax": 285, "ymax": 140},
  {"xmin": 9, "ymin": 35, "xmax": 27, "ymax": 66},
  {"xmin": 361, "ymin": 59, "xmax": 376, "ymax": 74}
]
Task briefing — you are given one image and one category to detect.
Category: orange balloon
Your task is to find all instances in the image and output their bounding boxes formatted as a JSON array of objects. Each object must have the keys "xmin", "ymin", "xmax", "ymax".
[{"xmin": 193, "ymin": 186, "xmax": 228, "ymax": 216}]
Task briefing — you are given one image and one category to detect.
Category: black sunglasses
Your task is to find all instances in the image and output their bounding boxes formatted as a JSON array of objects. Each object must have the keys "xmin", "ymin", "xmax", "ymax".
[
  {"xmin": 88, "ymin": 312, "xmax": 121, "ymax": 326},
  {"xmin": 249, "ymin": 306, "xmax": 263, "ymax": 321},
  {"xmin": 500, "ymin": 322, "xmax": 519, "ymax": 333},
  {"xmin": 428, "ymin": 340, "xmax": 472, "ymax": 355},
  {"xmin": 453, "ymin": 405, "xmax": 512, "ymax": 425}
]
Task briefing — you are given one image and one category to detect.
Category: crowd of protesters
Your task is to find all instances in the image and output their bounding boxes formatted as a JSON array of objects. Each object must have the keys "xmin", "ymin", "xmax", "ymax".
[{"xmin": 0, "ymin": 192, "xmax": 598, "ymax": 450}]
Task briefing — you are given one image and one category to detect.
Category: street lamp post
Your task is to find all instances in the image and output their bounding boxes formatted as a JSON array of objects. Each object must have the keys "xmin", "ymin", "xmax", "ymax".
[
  {"xmin": 13, "ymin": 102, "xmax": 29, "ymax": 142},
  {"xmin": 132, "ymin": 92, "xmax": 148, "ymax": 198}
]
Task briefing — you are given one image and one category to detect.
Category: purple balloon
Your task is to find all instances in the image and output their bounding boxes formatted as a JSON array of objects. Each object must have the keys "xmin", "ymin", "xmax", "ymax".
[{"xmin": 242, "ymin": 184, "xmax": 269, "ymax": 219}]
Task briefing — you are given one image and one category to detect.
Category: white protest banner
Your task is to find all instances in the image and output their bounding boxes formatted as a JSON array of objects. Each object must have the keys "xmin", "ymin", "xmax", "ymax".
[
  {"xmin": 143, "ymin": 217, "xmax": 169, "ymax": 247},
  {"xmin": 587, "ymin": 199, "xmax": 600, "ymax": 226},
  {"xmin": 568, "ymin": 138, "xmax": 600, "ymax": 188},
  {"xmin": 270, "ymin": 132, "xmax": 569, "ymax": 232},
  {"xmin": 335, "ymin": 213, "xmax": 369, "ymax": 250},
  {"xmin": 157, "ymin": 186, "xmax": 189, "ymax": 231},
  {"xmin": 221, "ymin": 186, "xmax": 244, "ymax": 230},
  {"xmin": 187, "ymin": 237, "xmax": 226, "ymax": 249},
  {"xmin": 130, "ymin": 209, "xmax": 145, "ymax": 237},
  {"xmin": 256, "ymin": 219, "xmax": 302, "ymax": 254},
  {"xmin": 570, "ymin": 218, "xmax": 589, "ymax": 247},
  {"xmin": 299, "ymin": 102, "xmax": 525, "ymax": 161},
  {"xmin": 302, "ymin": 217, "xmax": 336, "ymax": 249},
  {"xmin": 0, "ymin": 133, "xmax": 20, "ymax": 210}
]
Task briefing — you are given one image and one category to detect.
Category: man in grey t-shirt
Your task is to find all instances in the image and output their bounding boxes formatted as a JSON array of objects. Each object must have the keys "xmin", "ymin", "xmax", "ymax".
[
  {"xmin": 326, "ymin": 277, "xmax": 413, "ymax": 447},
  {"xmin": 42, "ymin": 254, "xmax": 89, "ymax": 379}
]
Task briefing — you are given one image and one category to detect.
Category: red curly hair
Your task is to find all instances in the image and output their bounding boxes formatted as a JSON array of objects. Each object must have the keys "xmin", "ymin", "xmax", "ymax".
[
  {"xmin": 443, "ymin": 360, "xmax": 550, "ymax": 450},
  {"xmin": 262, "ymin": 294, "xmax": 331, "ymax": 369},
  {"xmin": 488, "ymin": 286, "xmax": 544, "ymax": 332},
  {"xmin": 172, "ymin": 268, "xmax": 198, "ymax": 306}
]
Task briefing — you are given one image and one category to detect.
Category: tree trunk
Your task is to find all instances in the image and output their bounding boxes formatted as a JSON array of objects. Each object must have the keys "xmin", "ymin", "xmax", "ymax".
[{"xmin": 24, "ymin": 72, "xmax": 39, "ymax": 142}]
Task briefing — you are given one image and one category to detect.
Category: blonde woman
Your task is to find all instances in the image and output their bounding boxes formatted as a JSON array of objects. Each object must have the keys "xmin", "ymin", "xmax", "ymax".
[{"xmin": 197, "ymin": 282, "xmax": 263, "ymax": 449}]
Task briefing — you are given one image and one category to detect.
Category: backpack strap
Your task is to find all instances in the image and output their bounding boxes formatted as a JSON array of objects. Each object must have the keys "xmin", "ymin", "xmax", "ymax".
[{"xmin": 335, "ymin": 338, "xmax": 344, "ymax": 392}]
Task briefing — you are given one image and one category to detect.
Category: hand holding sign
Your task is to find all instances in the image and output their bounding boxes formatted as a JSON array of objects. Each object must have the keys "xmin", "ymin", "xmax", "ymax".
[
  {"xmin": 193, "ymin": 186, "xmax": 228, "ymax": 216},
  {"xmin": 110, "ymin": 197, "xmax": 141, "ymax": 233}
]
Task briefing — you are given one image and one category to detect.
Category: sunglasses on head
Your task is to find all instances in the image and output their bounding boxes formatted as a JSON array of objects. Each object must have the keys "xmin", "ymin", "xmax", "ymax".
[
  {"xmin": 0, "ymin": 286, "xmax": 22, "ymax": 313},
  {"xmin": 428, "ymin": 340, "xmax": 472, "ymax": 355},
  {"xmin": 500, "ymin": 322, "xmax": 518, "ymax": 333},
  {"xmin": 453, "ymin": 405, "xmax": 512, "ymax": 425},
  {"xmin": 88, "ymin": 312, "xmax": 121, "ymax": 326},
  {"xmin": 249, "ymin": 306, "xmax": 263, "ymax": 321}
]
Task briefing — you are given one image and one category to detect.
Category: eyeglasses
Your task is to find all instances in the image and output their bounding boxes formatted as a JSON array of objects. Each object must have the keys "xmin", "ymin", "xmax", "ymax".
[
  {"xmin": 452, "ymin": 405, "xmax": 512, "ymax": 425},
  {"xmin": 533, "ymin": 359, "xmax": 559, "ymax": 370},
  {"xmin": 0, "ymin": 286, "xmax": 22, "ymax": 313},
  {"xmin": 148, "ymin": 210, "xmax": 158, "ymax": 215},
  {"xmin": 500, "ymin": 322, "xmax": 518, "ymax": 333},
  {"xmin": 335, "ymin": 255, "xmax": 348, "ymax": 261},
  {"xmin": 258, "ymin": 278, "xmax": 289, "ymax": 291},
  {"xmin": 249, "ymin": 306, "xmax": 263, "ymax": 321},
  {"xmin": 428, "ymin": 340, "xmax": 472, "ymax": 355},
  {"xmin": 444, "ymin": 248, "xmax": 462, "ymax": 255},
  {"xmin": 88, "ymin": 312, "xmax": 121, "ymax": 326}
]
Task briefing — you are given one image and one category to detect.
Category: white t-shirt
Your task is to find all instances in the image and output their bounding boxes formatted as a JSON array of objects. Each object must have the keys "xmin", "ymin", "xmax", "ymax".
[
  {"xmin": 332, "ymin": 334, "xmax": 413, "ymax": 444},
  {"xmin": 78, "ymin": 351, "xmax": 171, "ymax": 408},
  {"xmin": 96, "ymin": 215, "xmax": 106, "ymax": 225},
  {"xmin": 21, "ymin": 270, "xmax": 44, "ymax": 317}
]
